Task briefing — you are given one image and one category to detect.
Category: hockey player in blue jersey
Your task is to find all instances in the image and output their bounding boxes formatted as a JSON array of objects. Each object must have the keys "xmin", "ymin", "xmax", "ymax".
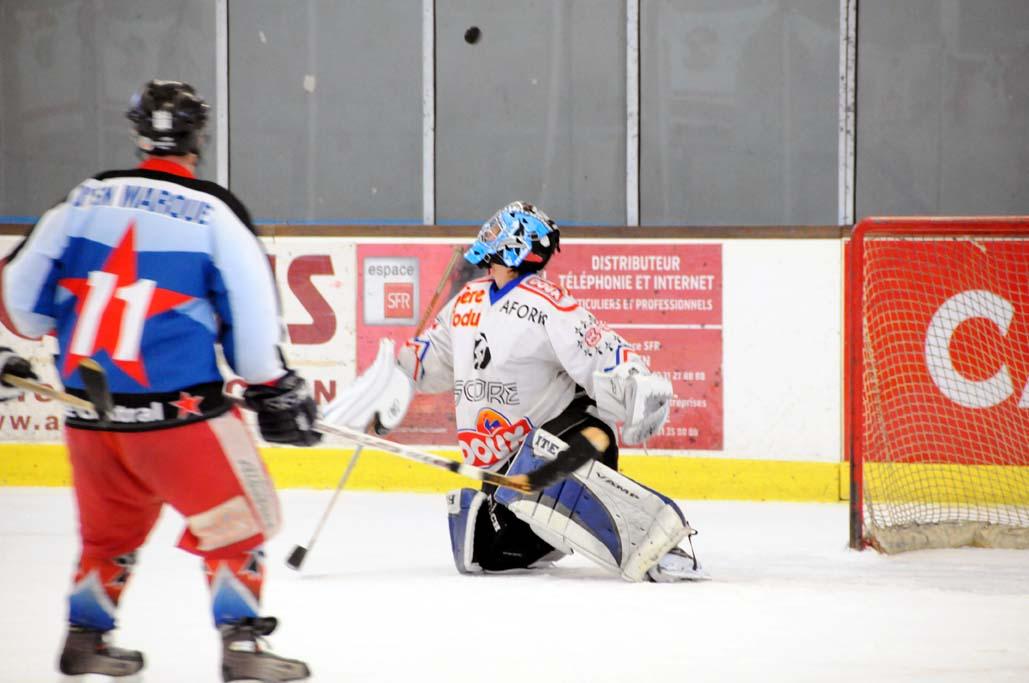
[{"xmin": 0, "ymin": 81, "xmax": 314, "ymax": 681}]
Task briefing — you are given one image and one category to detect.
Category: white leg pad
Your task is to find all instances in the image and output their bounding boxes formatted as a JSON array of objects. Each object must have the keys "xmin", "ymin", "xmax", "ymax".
[{"xmin": 503, "ymin": 459, "xmax": 691, "ymax": 582}]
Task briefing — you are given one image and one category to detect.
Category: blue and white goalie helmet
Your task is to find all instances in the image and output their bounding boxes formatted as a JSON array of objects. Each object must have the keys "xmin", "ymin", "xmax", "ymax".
[{"xmin": 464, "ymin": 201, "xmax": 560, "ymax": 272}]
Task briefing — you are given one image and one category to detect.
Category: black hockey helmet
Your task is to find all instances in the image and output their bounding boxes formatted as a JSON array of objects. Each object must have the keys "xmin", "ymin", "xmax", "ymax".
[
  {"xmin": 463, "ymin": 201, "xmax": 561, "ymax": 273},
  {"xmin": 126, "ymin": 80, "xmax": 209, "ymax": 156}
]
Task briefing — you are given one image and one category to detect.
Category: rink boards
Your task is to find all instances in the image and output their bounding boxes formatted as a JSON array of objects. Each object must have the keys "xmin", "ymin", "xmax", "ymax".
[{"xmin": 0, "ymin": 231, "xmax": 846, "ymax": 502}]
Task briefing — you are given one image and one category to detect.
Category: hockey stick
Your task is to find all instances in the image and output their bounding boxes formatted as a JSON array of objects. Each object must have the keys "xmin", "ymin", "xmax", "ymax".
[
  {"xmin": 284, "ymin": 444, "xmax": 363, "ymax": 570},
  {"xmin": 77, "ymin": 359, "xmax": 114, "ymax": 424},
  {"xmin": 309, "ymin": 419, "xmax": 584, "ymax": 494},
  {"xmin": 2, "ymin": 359, "xmax": 113, "ymax": 421},
  {"xmin": 286, "ymin": 246, "xmax": 462, "ymax": 570},
  {"xmin": 1, "ymin": 374, "xmax": 94, "ymax": 412},
  {"xmin": 414, "ymin": 245, "xmax": 464, "ymax": 335}
]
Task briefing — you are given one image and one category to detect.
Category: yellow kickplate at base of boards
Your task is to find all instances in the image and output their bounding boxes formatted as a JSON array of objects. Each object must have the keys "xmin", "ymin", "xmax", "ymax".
[{"xmin": 0, "ymin": 443, "xmax": 847, "ymax": 502}]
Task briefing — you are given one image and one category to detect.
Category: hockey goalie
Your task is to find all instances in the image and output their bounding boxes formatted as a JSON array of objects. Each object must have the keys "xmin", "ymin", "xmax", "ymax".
[{"xmin": 327, "ymin": 202, "xmax": 704, "ymax": 582}]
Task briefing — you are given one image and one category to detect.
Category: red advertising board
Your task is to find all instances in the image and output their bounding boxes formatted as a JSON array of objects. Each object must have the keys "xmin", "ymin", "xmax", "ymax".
[
  {"xmin": 357, "ymin": 242, "xmax": 723, "ymax": 451},
  {"xmin": 356, "ymin": 244, "xmax": 469, "ymax": 442},
  {"xmin": 553, "ymin": 244, "xmax": 723, "ymax": 449}
]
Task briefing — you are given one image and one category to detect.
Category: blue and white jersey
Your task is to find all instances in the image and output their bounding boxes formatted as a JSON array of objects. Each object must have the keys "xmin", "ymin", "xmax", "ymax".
[{"xmin": 1, "ymin": 159, "xmax": 286, "ymax": 430}]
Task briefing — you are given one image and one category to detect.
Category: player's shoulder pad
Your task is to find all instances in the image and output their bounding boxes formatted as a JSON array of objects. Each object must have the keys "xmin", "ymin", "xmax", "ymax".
[{"xmin": 517, "ymin": 274, "xmax": 579, "ymax": 312}]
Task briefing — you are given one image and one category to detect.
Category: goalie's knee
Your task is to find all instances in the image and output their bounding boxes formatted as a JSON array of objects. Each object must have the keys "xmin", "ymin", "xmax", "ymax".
[
  {"xmin": 446, "ymin": 488, "xmax": 487, "ymax": 574},
  {"xmin": 498, "ymin": 427, "xmax": 609, "ymax": 491}
]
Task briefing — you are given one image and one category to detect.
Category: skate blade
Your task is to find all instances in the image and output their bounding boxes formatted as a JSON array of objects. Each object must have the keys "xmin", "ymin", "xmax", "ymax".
[
  {"xmin": 59, "ymin": 674, "xmax": 143, "ymax": 683},
  {"xmin": 675, "ymin": 567, "xmax": 712, "ymax": 581},
  {"xmin": 649, "ymin": 564, "xmax": 712, "ymax": 583}
]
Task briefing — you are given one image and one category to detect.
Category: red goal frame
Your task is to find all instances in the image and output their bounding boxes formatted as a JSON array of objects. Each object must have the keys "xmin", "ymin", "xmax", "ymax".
[{"xmin": 847, "ymin": 216, "xmax": 1029, "ymax": 550}]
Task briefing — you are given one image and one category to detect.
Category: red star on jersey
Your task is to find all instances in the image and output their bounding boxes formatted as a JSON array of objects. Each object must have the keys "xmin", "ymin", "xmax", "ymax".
[
  {"xmin": 170, "ymin": 391, "xmax": 204, "ymax": 419},
  {"xmin": 59, "ymin": 222, "xmax": 194, "ymax": 387}
]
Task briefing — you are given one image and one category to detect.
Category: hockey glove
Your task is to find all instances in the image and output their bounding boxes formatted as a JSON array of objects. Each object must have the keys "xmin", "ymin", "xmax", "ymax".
[
  {"xmin": 594, "ymin": 362, "xmax": 674, "ymax": 445},
  {"xmin": 621, "ymin": 371, "xmax": 673, "ymax": 444},
  {"xmin": 0, "ymin": 347, "xmax": 38, "ymax": 402},
  {"xmin": 243, "ymin": 370, "xmax": 322, "ymax": 446}
]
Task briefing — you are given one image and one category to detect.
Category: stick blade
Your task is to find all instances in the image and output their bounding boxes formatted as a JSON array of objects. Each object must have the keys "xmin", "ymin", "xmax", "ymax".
[
  {"xmin": 78, "ymin": 359, "xmax": 113, "ymax": 422},
  {"xmin": 285, "ymin": 545, "xmax": 308, "ymax": 570}
]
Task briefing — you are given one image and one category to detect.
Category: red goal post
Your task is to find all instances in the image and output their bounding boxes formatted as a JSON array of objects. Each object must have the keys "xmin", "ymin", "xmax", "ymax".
[{"xmin": 848, "ymin": 216, "xmax": 1029, "ymax": 552}]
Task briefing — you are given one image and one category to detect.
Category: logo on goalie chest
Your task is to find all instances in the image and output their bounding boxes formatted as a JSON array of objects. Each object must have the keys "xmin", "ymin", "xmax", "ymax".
[
  {"xmin": 452, "ymin": 288, "xmax": 486, "ymax": 328},
  {"xmin": 457, "ymin": 408, "xmax": 532, "ymax": 468},
  {"xmin": 472, "ymin": 333, "xmax": 492, "ymax": 370}
]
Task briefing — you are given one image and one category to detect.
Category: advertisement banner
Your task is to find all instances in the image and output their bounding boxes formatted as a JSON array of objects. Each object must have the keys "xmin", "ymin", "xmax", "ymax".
[
  {"xmin": 3, "ymin": 235, "xmax": 723, "ymax": 452},
  {"xmin": 554, "ymin": 243, "xmax": 723, "ymax": 450},
  {"xmin": 356, "ymin": 241, "xmax": 723, "ymax": 451}
]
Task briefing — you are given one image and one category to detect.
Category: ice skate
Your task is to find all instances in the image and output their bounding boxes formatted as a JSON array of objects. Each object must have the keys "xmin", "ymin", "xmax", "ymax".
[
  {"xmin": 58, "ymin": 626, "xmax": 143, "ymax": 677},
  {"xmin": 221, "ymin": 617, "xmax": 310, "ymax": 682},
  {"xmin": 646, "ymin": 546, "xmax": 709, "ymax": 582}
]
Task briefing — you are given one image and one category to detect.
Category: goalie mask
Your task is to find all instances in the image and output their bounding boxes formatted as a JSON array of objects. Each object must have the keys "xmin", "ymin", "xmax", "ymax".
[
  {"xmin": 126, "ymin": 80, "xmax": 209, "ymax": 157},
  {"xmin": 464, "ymin": 202, "xmax": 560, "ymax": 273}
]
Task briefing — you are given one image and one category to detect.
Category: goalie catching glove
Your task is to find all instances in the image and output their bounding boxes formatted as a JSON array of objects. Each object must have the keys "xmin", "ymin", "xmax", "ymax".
[
  {"xmin": 593, "ymin": 362, "xmax": 674, "ymax": 444},
  {"xmin": 322, "ymin": 338, "xmax": 414, "ymax": 434},
  {"xmin": 243, "ymin": 369, "xmax": 322, "ymax": 446},
  {"xmin": 0, "ymin": 347, "xmax": 38, "ymax": 402}
]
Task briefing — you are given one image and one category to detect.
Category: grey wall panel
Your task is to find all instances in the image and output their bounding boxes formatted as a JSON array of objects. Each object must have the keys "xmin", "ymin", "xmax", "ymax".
[
  {"xmin": 436, "ymin": 0, "xmax": 626, "ymax": 226},
  {"xmin": 856, "ymin": 0, "xmax": 1029, "ymax": 218},
  {"xmin": 229, "ymin": 1, "xmax": 421, "ymax": 224},
  {"xmin": 641, "ymin": 0, "xmax": 838, "ymax": 225},
  {"xmin": 0, "ymin": 1, "xmax": 217, "ymax": 217}
]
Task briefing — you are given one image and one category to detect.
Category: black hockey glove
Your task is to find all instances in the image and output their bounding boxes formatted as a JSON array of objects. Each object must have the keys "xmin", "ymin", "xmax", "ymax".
[
  {"xmin": 0, "ymin": 347, "xmax": 38, "ymax": 402},
  {"xmin": 243, "ymin": 370, "xmax": 322, "ymax": 446}
]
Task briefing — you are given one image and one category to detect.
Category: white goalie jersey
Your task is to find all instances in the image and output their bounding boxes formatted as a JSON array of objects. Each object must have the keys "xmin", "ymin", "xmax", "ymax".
[{"xmin": 397, "ymin": 273, "xmax": 646, "ymax": 470}]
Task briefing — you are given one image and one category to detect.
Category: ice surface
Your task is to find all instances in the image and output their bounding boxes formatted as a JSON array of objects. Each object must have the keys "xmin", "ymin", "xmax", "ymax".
[{"xmin": 0, "ymin": 488, "xmax": 1026, "ymax": 683}]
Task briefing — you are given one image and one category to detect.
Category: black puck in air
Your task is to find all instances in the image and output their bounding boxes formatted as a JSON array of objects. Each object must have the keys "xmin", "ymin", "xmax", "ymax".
[{"xmin": 464, "ymin": 26, "xmax": 481, "ymax": 44}]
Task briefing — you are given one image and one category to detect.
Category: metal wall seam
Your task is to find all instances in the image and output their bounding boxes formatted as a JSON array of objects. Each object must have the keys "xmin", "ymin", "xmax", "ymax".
[
  {"xmin": 837, "ymin": 0, "xmax": 857, "ymax": 226},
  {"xmin": 422, "ymin": 0, "xmax": 436, "ymax": 225},
  {"xmin": 216, "ymin": 0, "xmax": 229, "ymax": 188},
  {"xmin": 626, "ymin": 0, "xmax": 641, "ymax": 227}
]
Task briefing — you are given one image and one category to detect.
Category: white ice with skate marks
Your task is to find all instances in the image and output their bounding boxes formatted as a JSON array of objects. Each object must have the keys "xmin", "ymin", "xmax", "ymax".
[{"xmin": 0, "ymin": 489, "xmax": 1026, "ymax": 683}]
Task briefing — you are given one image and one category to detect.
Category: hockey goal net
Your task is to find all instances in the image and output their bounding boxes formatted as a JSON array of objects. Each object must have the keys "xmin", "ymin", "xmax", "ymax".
[{"xmin": 848, "ymin": 217, "xmax": 1029, "ymax": 552}]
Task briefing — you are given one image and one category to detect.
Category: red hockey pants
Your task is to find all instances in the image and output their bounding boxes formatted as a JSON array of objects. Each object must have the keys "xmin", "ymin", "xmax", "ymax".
[{"xmin": 66, "ymin": 409, "xmax": 281, "ymax": 560}]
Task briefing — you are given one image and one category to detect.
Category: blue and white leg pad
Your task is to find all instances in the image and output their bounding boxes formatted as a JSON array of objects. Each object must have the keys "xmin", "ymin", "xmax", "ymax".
[
  {"xmin": 446, "ymin": 488, "xmax": 487, "ymax": 574},
  {"xmin": 495, "ymin": 430, "xmax": 692, "ymax": 582}
]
